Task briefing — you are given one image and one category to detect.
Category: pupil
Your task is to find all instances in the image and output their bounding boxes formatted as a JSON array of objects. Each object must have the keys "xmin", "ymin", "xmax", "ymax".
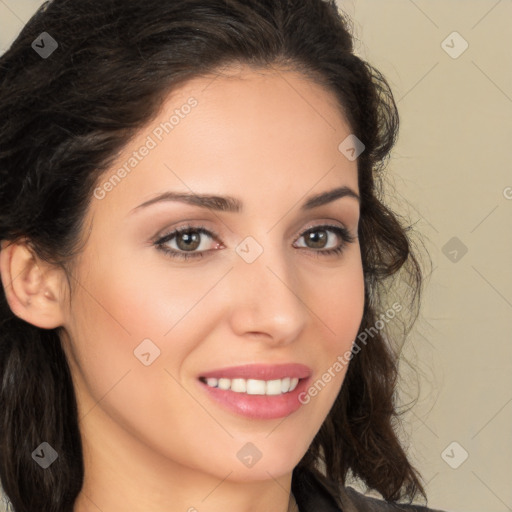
[
  {"xmin": 179, "ymin": 231, "xmax": 200, "ymax": 250},
  {"xmin": 308, "ymin": 231, "xmax": 326, "ymax": 248}
]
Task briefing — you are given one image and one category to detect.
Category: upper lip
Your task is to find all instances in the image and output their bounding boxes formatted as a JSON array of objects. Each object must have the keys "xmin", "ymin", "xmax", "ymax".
[{"xmin": 199, "ymin": 363, "xmax": 312, "ymax": 381}]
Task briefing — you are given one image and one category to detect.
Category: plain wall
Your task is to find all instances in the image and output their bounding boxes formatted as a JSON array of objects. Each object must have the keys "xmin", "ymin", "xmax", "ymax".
[
  {"xmin": 338, "ymin": 2, "xmax": 512, "ymax": 511},
  {"xmin": 1, "ymin": 1, "xmax": 511, "ymax": 511}
]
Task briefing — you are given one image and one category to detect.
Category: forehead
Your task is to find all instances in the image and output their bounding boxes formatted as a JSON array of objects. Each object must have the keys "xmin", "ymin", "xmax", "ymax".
[
  {"xmin": 167, "ymin": 62, "xmax": 350, "ymax": 136},
  {"xmin": 88, "ymin": 63, "xmax": 359, "ymax": 224}
]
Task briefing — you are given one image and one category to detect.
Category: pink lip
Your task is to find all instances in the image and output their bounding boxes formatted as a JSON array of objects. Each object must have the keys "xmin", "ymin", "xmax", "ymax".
[
  {"xmin": 199, "ymin": 363, "xmax": 312, "ymax": 380},
  {"xmin": 197, "ymin": 364, "xmax": 312, "ymax": 420}
]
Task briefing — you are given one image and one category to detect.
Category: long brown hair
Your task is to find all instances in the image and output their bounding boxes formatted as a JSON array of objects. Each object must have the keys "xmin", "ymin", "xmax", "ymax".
[{"xmin": 0, "ymin": 1, "xmax": 427, "ymax": 510}]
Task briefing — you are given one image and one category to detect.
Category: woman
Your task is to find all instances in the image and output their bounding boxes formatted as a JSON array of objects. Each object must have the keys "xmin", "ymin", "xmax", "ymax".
[{"xmin": 0, "ymin": 1, "xmax": 445, "ymax": 511}]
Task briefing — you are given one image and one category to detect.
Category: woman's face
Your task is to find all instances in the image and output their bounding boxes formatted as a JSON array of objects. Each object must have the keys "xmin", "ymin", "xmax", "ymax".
[{"xmin": 60, "ymin": 64, "xmax": 364, "ymax": 485}]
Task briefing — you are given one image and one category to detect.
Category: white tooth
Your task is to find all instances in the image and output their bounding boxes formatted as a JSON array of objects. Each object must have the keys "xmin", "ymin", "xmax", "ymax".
[
  {"xmin": 205, "ymin": 376, "xmax": 299, "ymax": 394},
  {"xmin": 206, "ymin": 377, "xmax": 218, "ymax": 388},
  {"xmin": 218, "ymin": 378, "xmax": 231, "ymax": 390},
  {"xmin": 266, "ymin": 379, "xmax": 282, "ymax": 395},
  {"xmin": 230, "ymin": 378, "xmax": 247, "ymax": 393},
  {"xmin": 280, "ymin": 377, "xmax": 291, "ymax": 393},
  {"xmin": 246, "ymin": 379, "xmax": 266, "ymax": 395}
]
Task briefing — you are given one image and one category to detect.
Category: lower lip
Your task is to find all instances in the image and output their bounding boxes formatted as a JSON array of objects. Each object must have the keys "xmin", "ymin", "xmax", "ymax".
[{"xmin": 198, "ymin": 378, "xmax": 311, "ymax": 419}]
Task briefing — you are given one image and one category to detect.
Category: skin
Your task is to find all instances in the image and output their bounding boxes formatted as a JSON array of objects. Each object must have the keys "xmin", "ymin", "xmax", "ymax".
[{"xmin": 0, "ymin": 64, "xmax": 364, "ymax": 512}]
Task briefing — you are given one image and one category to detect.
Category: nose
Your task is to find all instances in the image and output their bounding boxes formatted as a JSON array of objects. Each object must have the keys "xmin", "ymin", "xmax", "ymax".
[{"xmin": 226, "ymin": 241, "xmax": 308, "ymax": 346}]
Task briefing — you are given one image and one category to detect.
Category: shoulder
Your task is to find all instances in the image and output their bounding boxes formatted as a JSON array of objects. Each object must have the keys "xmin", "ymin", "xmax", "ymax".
[{"xmin": 292, "ymin": 466, "xmax": 447, "ymax": 512}]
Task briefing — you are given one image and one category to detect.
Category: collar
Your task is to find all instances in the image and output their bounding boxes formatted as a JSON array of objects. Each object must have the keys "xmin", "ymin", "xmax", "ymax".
[
  {"xmin": 291, "ymin": 467, "xmax": 445, "ymax": 512},
  {"xmin": 291, "ymin": 466, "xmax": 346, "ymax": 512}
]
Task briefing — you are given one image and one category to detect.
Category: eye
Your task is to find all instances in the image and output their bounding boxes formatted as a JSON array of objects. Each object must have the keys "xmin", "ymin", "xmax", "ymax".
[
  {"xmin": 153, "ymin": 223, "xmax": 356, "ymax": 261},
  {"xmin": 154, "ymin": 224, "xmax": 220, "ymax": 261},
  {"xmin": 293, "ymin": 224, "xmax": 356, "ymax": 258}
]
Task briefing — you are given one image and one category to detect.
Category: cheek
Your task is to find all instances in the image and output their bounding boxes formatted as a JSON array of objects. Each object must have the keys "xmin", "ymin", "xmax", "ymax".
[
  {"xmin": 62, "ymin": 250, "xmax": 176, "ymax": 411},
  {"xmin": 301, "ymin": 253, "xmax": 365, "ymax": 404},
  {"xmin": 63, "ymin": 244, "xmax": 231, "ymax": 412},
  {"xmin": 62, "ymin": 251, "xmax": 211, "ymax": 457},
  {"xmin": 72, "ymin": 247, "xmax": 207, "ymax": 348},
  {"xmin": 318, "ymin": 253, "xmax": 365, "ymax": 349}
]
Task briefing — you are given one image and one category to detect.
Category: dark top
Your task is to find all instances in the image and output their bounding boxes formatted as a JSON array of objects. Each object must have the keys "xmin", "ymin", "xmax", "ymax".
[{"xmin": 291, "ymin": 467, "xmax": 446, "ymax": 512}]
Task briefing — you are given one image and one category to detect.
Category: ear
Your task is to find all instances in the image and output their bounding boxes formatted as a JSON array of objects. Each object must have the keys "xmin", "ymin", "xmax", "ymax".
[{"xmin": 0, "ymin": 239, "xmax": 67, "ymax": 329}]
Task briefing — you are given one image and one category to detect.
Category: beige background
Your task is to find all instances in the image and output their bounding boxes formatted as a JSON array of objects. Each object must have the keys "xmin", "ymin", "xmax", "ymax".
[{"xmin": 1, "ymin": 1, "xmax": 511, "ymax": 511}]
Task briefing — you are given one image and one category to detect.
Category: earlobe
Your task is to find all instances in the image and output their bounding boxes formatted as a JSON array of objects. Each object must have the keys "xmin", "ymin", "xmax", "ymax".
[{"xmin": 0, "ymin": 239, "xmax": 66, "ymax": 329}]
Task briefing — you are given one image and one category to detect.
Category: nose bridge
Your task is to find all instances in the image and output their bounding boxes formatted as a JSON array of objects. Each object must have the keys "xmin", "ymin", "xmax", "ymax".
[{"xmin": 228, "ymin": 232, "xmax": 307, "ymax": 342}]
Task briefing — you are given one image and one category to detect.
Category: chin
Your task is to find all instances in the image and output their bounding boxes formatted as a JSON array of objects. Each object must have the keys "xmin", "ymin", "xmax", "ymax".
[{"xmin": 224, "ymin": 445, "xmax": 308, "ymax": 483}]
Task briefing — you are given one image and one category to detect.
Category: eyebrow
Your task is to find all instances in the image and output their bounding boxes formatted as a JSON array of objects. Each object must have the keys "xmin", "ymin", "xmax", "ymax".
[{"xmin": 131, "ymin": 185, "xmax": 360, "ymax": 214}]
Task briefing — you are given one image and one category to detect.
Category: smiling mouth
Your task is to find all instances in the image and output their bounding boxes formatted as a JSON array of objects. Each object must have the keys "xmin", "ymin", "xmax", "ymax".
[{"xmin": 198, "ymin": 376, "xmax": 301, "ymax": 396}]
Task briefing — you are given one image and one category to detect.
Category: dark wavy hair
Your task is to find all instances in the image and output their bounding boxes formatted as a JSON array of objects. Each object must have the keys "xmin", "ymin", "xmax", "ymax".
[{"xmin": 0, "ymin": 0, "xmax": 428, "ymax": 510}]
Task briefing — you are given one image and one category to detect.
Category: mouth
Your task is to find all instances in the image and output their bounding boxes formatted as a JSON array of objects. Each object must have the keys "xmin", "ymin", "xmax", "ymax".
[{"xmin": 197, "ymin": 363, "xmax": 312, "ymax": 419}]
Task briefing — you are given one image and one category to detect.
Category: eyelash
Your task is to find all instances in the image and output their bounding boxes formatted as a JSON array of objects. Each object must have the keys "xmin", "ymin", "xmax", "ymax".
[{"xmin": 154, "ymin": 223, "xmax": 356, "ymax": 261}]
